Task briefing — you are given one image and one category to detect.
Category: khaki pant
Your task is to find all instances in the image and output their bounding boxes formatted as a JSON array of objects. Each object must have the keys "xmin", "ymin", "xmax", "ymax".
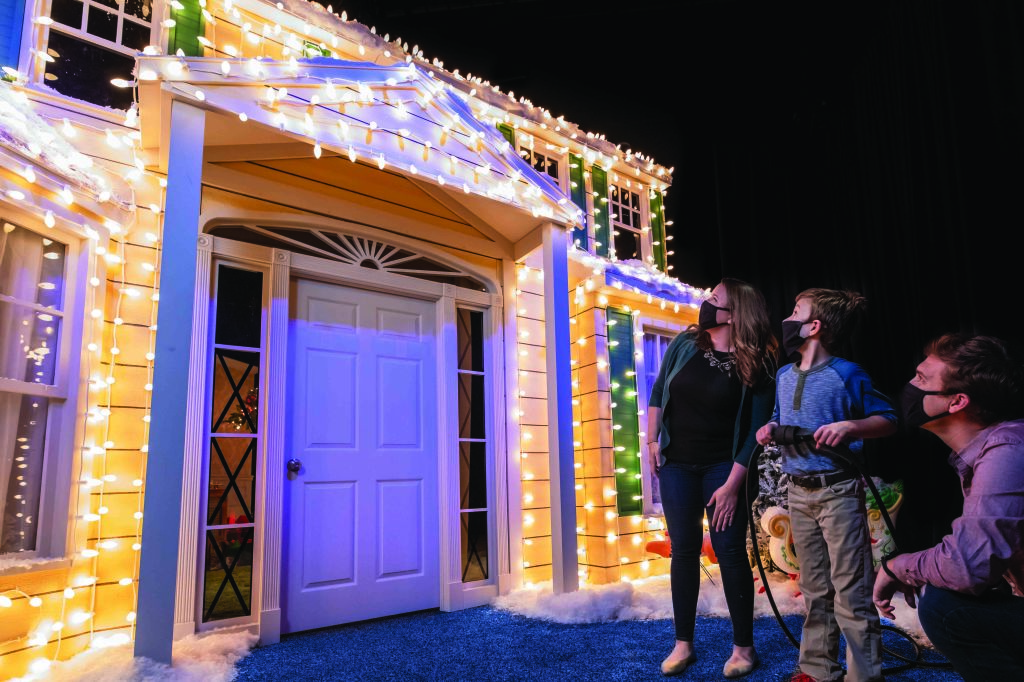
[{"xmin": 789, "ymin": 477, "xmax": 882, "ymax": 682}]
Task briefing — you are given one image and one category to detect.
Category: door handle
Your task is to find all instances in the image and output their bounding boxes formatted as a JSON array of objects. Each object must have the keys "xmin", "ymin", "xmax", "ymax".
[{"xmin": 287, "ymin": 458, "xmax": 302, "ymax": 473}]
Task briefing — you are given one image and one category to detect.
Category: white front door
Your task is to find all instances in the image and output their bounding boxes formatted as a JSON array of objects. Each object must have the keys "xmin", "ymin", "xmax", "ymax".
[{"xmin": 282, "ymin": 278, "xmax": 439, "ymax": 634}]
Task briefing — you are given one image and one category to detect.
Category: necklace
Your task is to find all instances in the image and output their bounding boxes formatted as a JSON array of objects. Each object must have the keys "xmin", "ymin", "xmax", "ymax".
[{"xmin": 704, "ymin": 348, "xmax": 735, "ymax": 373}]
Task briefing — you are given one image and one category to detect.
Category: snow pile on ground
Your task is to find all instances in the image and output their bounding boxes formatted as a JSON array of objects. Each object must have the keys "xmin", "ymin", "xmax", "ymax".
[
  {"xmin": 12, "ymin": 628, "xmax": 256, "ymax": 682},
  {"xmin": 494, "ymin": 568, "xmax": 930, "ymax": 645}
]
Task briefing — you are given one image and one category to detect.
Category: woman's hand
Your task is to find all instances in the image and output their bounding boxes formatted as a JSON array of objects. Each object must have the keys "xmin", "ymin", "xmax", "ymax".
[
  {"xmin": 708, "ymin": 484, "xmax": 740, "ymax": 532},
  {"xmin": 648, "ymin": 441, "xmax": 662, "ymax": 475}
]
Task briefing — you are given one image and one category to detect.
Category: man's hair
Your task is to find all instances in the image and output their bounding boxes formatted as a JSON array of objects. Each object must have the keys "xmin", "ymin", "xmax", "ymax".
[
  {"xmin": 925, "ymin": 333, "xmax": 1024, "ymax": 425},
  {"xmin": 796, "ymin": 288, "xmax": 867, "ymax": 353}
]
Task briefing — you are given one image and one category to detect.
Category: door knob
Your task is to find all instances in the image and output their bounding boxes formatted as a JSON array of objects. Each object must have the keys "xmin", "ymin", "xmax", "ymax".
[{"xmin": 287, "ymin": 458, "xmax": 302, "ymax": 473}]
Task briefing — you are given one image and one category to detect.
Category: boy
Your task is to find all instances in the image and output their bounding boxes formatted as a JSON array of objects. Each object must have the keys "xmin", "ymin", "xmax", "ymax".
[{"xmin": 756, "ymin": 288, "xmax": 898, "ymax": 682}]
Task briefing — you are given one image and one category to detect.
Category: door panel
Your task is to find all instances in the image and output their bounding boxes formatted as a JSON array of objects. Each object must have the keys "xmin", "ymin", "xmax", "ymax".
[{"xmin": 282, "ymin": 279, "xmax": 438, "ymax": 634}]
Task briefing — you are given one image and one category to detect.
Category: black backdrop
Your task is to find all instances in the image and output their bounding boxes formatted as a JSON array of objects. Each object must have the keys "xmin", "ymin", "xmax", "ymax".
[{"xmin": 343, "ymin": 0, "xmax": 1024, "ymax": 549}]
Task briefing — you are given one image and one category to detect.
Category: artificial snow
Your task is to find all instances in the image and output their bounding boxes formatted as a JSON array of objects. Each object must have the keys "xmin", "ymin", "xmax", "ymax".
[
  {"xmin": 494, "ymin": 567, "xmax": 930, "ymax": 646},
  {"xmin": 11, "ymin": 628, "xmax": 257, "ymax": 682}
]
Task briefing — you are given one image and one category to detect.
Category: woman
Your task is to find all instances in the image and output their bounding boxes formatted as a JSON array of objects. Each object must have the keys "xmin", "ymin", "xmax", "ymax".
[{"xmin": 647, "ymin": 278, "xmax": 778, "ymax": 678}]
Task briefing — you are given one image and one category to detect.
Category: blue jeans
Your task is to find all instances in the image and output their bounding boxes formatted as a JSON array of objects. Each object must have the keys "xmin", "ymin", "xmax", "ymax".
[
  {"xmin": 917, "ymin": 584, "xmax": 1024, "ymax": 682},
  {"xmin": 658, "ymin": 460, "xmax": 754, "ymax": 646}
]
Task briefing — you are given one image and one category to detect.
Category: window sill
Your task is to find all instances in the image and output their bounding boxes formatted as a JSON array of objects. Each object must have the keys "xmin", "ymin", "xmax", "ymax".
[{"xmin": 0, "ymin": 555, "xmax": 72, "ymax": 579}]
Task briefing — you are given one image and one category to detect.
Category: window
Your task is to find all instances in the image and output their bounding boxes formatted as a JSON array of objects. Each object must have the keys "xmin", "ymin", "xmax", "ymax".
[
  {"xmin": 642, "ymin": 331, "xmax": 673, "ymax": 404},
  {"xmin": 638, "ymin": 329, "xmax": 674, "ymax": 516},
  {"xmin": 199, "ymin": 263, "xmax": 264, "ymax": 623},
  {"xmin": 518, "ymin": 145, "xmax": 561, "ymax": 188},
  {"xmin": 609, "ymin": 184, "xmax": 644, "ymax": 261},
  {"xmin": 0, "ymin": 218, "xmax": 68, "ymax": 556},
  {"xmin": 41, "ymin": 0, "xmax": 156, "ymax": 109},
  {"xmin": 457, "ymin": 307, "xmax": 488, "ymax": 582}
]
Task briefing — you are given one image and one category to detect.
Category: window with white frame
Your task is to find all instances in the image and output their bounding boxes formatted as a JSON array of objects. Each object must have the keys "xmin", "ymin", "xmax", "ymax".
[
  {"xmin": 609, "ymin": 183, "xmax": 644, "ymax": 261},
  {"xmin": 638, "ymin": 328, "xmax": 675, "ymax": 516},
  {"xmin": 0, "ymin": 217, "xmax": 68, "ymax": 556},
  {"xmin": 40, "ymin": 0, "xmax": 156, "ymax": 109},
  {"xmin": 519, "ymin": 145, "xmax": 561, "ymax": 187}
]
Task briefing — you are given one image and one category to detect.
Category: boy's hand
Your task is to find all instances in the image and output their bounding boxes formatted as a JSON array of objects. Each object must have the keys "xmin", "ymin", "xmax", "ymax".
[
  {"xmin": 756, "ymin": 422, "xmax": 778, "ymax": 445},
  {"xmin": 813, "ymin": 420, "xmax": 856, "ymax": 449}
]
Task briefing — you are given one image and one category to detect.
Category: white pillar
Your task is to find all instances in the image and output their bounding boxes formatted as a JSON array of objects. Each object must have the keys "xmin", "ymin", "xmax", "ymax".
[
  {"xmin": 541, "ymin": 223, "xmax": 579, "ymax": 594},
  {"xmin": 135, "ymin": 100, "xmax": 206, "ymax": 664}
]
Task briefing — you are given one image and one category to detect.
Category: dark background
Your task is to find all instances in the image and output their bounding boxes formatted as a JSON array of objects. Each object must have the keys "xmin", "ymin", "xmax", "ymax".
[{"xmin": 341, "ymin": 0, "xmax": 1024, "ymax": 549}]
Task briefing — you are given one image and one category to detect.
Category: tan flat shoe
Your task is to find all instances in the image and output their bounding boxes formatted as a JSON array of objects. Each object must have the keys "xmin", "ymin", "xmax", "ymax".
[
  {"xmin": 661, "ymin": 652, "xmax": 697, "ymax": 676},
  {"xmin": 723, "ymin": 652, "xmax": 760, "ymax": 678}
]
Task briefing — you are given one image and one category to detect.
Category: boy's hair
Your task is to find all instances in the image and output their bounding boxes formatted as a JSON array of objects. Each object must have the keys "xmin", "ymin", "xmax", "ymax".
[
  {"xmin": 796, "ymin": 287, "xmax": 867, "ymax": 354},
  {"xmin": 925, "ymin": 333, "xmax": 1024, "ymax": 425}
]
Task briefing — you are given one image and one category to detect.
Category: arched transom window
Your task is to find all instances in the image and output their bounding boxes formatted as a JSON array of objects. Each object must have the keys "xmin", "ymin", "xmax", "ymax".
[{"xmin": 208, "ymin": 224, "xmax": 488, "ymax": 292}]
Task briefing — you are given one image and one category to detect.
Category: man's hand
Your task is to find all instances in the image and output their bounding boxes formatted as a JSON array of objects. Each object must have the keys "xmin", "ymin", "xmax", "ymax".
[
  {"xmin": 873, "ymin": 565, "xmax": 917, "ymax": 619},
  {"xmin": 756, "ymin": 422, "xmax": 778, "ymax": 445}
]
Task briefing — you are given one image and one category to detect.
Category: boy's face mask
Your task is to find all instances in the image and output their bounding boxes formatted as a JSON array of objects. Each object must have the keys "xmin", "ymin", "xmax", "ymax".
[{"xmin": 781, "ymin": 319, "xmax": 810, "ymax": 358}]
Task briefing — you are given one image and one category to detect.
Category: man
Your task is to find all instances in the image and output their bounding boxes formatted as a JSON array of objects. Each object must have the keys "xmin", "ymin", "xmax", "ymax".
[{"xmin": 873, "ymin": 333, "xmax": 1024, "ymax": 682}]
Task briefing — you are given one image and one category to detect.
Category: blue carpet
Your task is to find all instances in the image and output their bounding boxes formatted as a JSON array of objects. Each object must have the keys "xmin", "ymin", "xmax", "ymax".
[{"xmin": 233, "ymin": 607, "xmax": 961, "ymax": 681}]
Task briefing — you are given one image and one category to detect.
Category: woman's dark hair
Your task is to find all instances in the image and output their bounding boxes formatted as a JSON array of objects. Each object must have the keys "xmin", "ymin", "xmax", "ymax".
[{"xmin": 695, "ymin": 277, "xmax": 779, "ymax": 387}]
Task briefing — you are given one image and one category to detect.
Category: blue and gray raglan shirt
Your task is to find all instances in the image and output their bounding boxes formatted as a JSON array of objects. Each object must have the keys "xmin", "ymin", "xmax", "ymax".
[{"xmin": 770, "ymin": 356, "xmax": 898, "ymax": 476}]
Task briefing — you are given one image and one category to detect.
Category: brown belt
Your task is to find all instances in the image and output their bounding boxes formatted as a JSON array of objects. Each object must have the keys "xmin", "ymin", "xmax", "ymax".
[{"xmin": 788, "ymin": 470, "xmax": 859, "ymax": 489}]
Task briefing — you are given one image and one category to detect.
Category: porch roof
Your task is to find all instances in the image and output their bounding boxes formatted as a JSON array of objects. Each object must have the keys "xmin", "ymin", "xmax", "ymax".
[
  {"xmin": 0, "ymin": 82, "xmax": 134, "ymax": 237},
  {"xmin": 137, "ymin": 56, "xmax": 582, "ymax": 246}
]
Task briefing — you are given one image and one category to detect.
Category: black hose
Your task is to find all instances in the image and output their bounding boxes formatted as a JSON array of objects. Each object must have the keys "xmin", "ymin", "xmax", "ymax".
[{"xmin": 745, "ymin": 428, "xmax": 953, "ymax": 673}]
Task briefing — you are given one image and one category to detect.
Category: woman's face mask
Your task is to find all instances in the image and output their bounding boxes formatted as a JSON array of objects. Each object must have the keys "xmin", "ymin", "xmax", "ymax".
[{"xmin": 699, "ymin": 300, "xmax": 730, "ymax": 330}]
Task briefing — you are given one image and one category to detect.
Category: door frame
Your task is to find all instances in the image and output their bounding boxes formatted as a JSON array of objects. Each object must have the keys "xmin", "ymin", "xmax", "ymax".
[{"xmin": 171, "ymin": 217, "xmax": 510, "ymax": 645}]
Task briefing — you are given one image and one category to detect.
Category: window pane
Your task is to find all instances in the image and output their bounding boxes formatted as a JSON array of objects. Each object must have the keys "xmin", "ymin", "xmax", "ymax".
[
  {"xmin": 456, "ymin": 309, "xmax": 483, "ymax": 372},
  {"xmin": 0, "ymin": 301, "xmax": 61, "ymax": 385},
  {"xmin": 613, "ymin": 228, "xmax": 641, "ymax": 261},
  {"xmin": 0, "ymin": 221, "xmax": 67, "ymax": 309},
  {"xmin": 207, "ymin": 437, "xmax": 256, "ymax": 526},
  {"xmin": 121, "ymin": 19, "xmax": 151, "ymax": 51},
  {"xmin": 0, "ymin": 395, "xmax": 49, "ymax": 554},
  {"xmin": 43, "ymin": 31, "xmax": 135, "ymax": 110},
  {"xmin": 202, "ymin": 527, "xmax": 253, "ymax": 621},
  {"xmin": 214, "ymin": 265, "xmax": 263, "ymax": 348},
  {"xmin": 124, "ymin": 0, "xmax": 153, "ymax": 21},
  {"xmin": 86, "ymin": 6, "xmax": 118, "ymax": 43},
  {"xmin": 211, "ymin": 349, "xmax": 259, "ymax": 433},
  {"xmin": 49, "ymin": 0, "xmax": 85, "ymax": 29},
  {"xmin": 460, "ymin": 511, "xmax": 488, "ymax": 582},
  {"xmin": 459, "ymin": 440, "xmax": 487, "ymax": 510},
  {"xmin": 457, "ymin": 373, "xmax": 485, "ymax": 439}
]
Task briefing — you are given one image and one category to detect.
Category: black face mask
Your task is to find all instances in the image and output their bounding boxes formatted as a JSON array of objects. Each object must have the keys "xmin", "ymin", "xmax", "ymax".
[
  {"xmin": 699, "ymin": 300, "xmax": 730, "ymax": 330},
  {"xmin": 781, "ymin": 319, "xmax": 808, "ymax": 358},
  {"xmin": 898, "ymin": 382, "xmax": 951, "ymax": 430}
]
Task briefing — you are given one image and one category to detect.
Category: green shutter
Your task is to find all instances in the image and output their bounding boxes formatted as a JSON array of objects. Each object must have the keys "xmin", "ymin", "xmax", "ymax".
[
  {"xmin": 168, "ymin": 0, "xmax": 204, "ymax": 57},
  {"xmin": 0, "ymin": 0, "xmax": 26, "ymax": 74},
  {"xmin": 496, "ymin": 122, "xmax": 515, "ymax": 146},
  {"xmin": 568, "ymin": 153, "xmax": 588, "ymax": 250},
  {"xmin": 650, "ymin": 190, "xmax": 666, "ymax": 272},
  {"xmin": 607, "ymin": 307, "xmax": 642, "ymax": 516},
  {"xmin": 591, "ymin": 165, "xmax": 610, "ymax": 258}
]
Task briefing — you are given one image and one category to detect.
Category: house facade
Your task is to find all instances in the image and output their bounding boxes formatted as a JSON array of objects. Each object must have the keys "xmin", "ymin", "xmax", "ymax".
[{"xmin": 0, "ymin": 0, "xmax": 707, "ymax": 675}]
